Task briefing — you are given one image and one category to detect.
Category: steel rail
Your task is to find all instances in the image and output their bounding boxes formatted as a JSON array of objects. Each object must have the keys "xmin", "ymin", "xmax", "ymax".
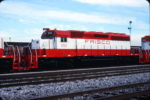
[
  {"xmin": 0, "ymin": 67, "xmax": 149, "ymax": 88},
  {"xmin": 0, "ymin": 64, "xmax": 149, "ymax": 79},
  {"xmin": 0, "ymin": 67, "xmax": 149, "ymax": 83}
]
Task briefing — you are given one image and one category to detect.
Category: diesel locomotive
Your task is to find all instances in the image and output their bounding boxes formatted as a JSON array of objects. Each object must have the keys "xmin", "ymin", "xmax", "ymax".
[{"xmin": 0, "ymin": 28, "xmax": 149, "ymax": 71}]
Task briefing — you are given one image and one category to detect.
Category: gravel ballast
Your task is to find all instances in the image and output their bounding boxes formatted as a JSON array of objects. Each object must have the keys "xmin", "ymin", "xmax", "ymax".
[{"xmin": 0, "ymin": 72, "xmax": 150, "ymax": 100}]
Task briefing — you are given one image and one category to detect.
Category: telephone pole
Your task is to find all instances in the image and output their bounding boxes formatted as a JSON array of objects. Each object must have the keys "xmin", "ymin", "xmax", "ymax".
[{"xmin": 128, "ymin": 21, "xmax": 132, "ymax": 46}]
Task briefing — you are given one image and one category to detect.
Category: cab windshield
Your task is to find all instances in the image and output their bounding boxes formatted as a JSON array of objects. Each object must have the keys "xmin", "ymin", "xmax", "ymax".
[{"xmin": 41, "ymin": 31, "xmax": 54, "ymax": 39}]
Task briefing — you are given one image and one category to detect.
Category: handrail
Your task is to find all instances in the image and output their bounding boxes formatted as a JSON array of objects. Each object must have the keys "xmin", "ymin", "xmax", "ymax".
[
  {"xmin": 35, "ymin": 49, "xmax": 38, "ymax": 62},
  {"xmin": 146, "ymin": 50, "xmax": 149, "ymax": 60},
  {"xmin": 139, "ymin": 48, "xmax": 142, "ymax": 54},
  {"xmin": 138, "ymin": 48, "xmax": 143, "ymax": 59},
  {"xmin": 28, "ymin": 47, "xmax": 33, "ymax": 63},
  {"xmin": 4, "ymin": 42, "xmax": 16, "ymax": 62},
  {"xmin": 26, "ymin": 43, "xmax": 31, "ymax": 47},
  {"xmin": 145, "ymin": 50, "xmax": 148, "ymax": 61},
  {"xmin": 23, "ymin": 46, "xmax": 33, "ymax": 65},
  {"xmin": 16, "ymin": 46, "xmax": 21, "ymax": 64},
  {"xmin": 12, "ymin": 46, "xmax": 16, "ymax": 62}
]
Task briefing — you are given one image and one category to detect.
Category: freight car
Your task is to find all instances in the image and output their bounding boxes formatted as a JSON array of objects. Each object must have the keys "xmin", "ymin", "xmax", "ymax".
[{"xmin": 0, "ymin": 28, "xmax": 149, "ymax": 71}]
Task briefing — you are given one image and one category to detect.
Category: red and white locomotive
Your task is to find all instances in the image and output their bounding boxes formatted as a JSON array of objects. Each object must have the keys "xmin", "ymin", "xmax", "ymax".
[
  {"xmin": 34, "ymin": 28, "xmax": 131, "ymax": 57},
  {"xmin": 140, "ymin": 36, "xmax": 150, "ymax": 63},
  {"xmin": 0, "ymin": 28, "xmax": 149, "ymax": 71}
]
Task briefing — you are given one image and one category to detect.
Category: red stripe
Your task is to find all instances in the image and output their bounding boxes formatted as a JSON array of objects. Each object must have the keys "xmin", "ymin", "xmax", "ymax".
[
  {"xmin": 142, "ymin": 36, "xmax": 150, "ymax": 42},
  {"xmin": 45, "ymin": 29, "xmax": 130, "ymax": 41},
  {"xmin": 36, "ymin": 49, "xmax": 132, "ymax": 58},
  {"xmin": 55, "ymin": 31, "xmax": 130, "ymax": 41}
]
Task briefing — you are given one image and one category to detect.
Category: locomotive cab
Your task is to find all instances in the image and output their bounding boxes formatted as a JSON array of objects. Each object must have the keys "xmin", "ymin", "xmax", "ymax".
[
  {"xmin": 142, "ymin": 36, "xmax": 150, "ymax": 50},
  {"xmin": 33, "ymin": 28, "xmax": 57, "ymax": 55},
  {"xmin": 41, "ymin": 28, "xmax": 55, "ymax": 39},
  {"xmin": 140, "ymin": 36, "xmax": 150, "ymax": 63}
]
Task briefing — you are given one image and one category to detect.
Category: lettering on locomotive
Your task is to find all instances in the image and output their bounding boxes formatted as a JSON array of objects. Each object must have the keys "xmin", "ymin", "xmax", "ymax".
[{"xmin": 85, "ymin": 39, "xmax": 110, "ymax": 45}]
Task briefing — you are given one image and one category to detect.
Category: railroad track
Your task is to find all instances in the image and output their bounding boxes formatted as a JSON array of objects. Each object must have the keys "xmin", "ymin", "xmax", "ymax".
[
  {"xmin": 0, "ymin": 64, "xmax": 150, "ymax": 88},
  {"xmin": 33, "ymin": 82, "xmax": 150, "ymax": 100}
]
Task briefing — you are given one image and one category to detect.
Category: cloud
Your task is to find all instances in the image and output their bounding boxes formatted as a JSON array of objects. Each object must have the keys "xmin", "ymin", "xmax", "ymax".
[
  {"xmin": 0, "ymin": 1, "xmax": 148, "ymax": 45},
  {"xmin": 23, "ymin": 28, "xmax": 42, "ymax": 35},
  {"xmin": 74, "ymin": 0, "xmax": 147, "ymax": 7},
  {"xmin": 136, "ymin": 22, "xmax": 149, "ymax": 31},
  {"xmin": 48, "ymin": 24, "xmax": 90, "ymax": 31},
  {"xmin": 0, "ymin": 1, "xmax": 135, "ymax": 25},
  {"xmin": 0, "ymin": 28, "xmax": 42, "ymax": 42}
]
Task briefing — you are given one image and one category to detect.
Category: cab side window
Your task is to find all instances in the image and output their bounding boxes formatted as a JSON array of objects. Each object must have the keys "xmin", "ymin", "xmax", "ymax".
[{"xmin": 61, "ymin": 37, "xmax": 67, "ymax": 42}]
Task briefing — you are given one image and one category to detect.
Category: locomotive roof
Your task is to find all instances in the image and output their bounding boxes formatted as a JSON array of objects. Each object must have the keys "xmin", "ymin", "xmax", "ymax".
[
  {"xmin": 142, "ymin": 36, "xmax": 150, "ymax": 42},
  {"xmin": 43, "ymin": 28, "xmax": 130, "ymax": 41}
]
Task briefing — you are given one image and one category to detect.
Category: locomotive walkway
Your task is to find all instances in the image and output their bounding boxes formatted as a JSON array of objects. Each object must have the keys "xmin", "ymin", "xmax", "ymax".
[{"xmin": 0, "ymin": 64, "xmax": 149, "ymax": 88}]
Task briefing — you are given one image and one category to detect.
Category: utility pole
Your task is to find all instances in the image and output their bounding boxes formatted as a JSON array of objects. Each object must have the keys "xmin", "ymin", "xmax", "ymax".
[
  {"xmin": 128, "ymin": 21, "xmax": 132, "ymax": 46},
  {"xmin": 9, "ymin": 37, "xmax": 11, "ymax": 42},
  {"xmin": 146, "ymin": 0, "xmax": 150, "ymax": 34}
]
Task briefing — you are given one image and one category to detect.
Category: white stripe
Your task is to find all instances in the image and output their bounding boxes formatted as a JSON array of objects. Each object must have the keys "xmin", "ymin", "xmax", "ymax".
[{"xmin": 38, "ymin": 37, "xmax": 130, "ymax": 50}]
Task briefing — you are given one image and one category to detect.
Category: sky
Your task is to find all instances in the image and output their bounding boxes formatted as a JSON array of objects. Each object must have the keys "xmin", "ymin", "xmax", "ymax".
[{"xmin": 0, "ymin": 0, "xmax": 149, "ymax": 46}]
